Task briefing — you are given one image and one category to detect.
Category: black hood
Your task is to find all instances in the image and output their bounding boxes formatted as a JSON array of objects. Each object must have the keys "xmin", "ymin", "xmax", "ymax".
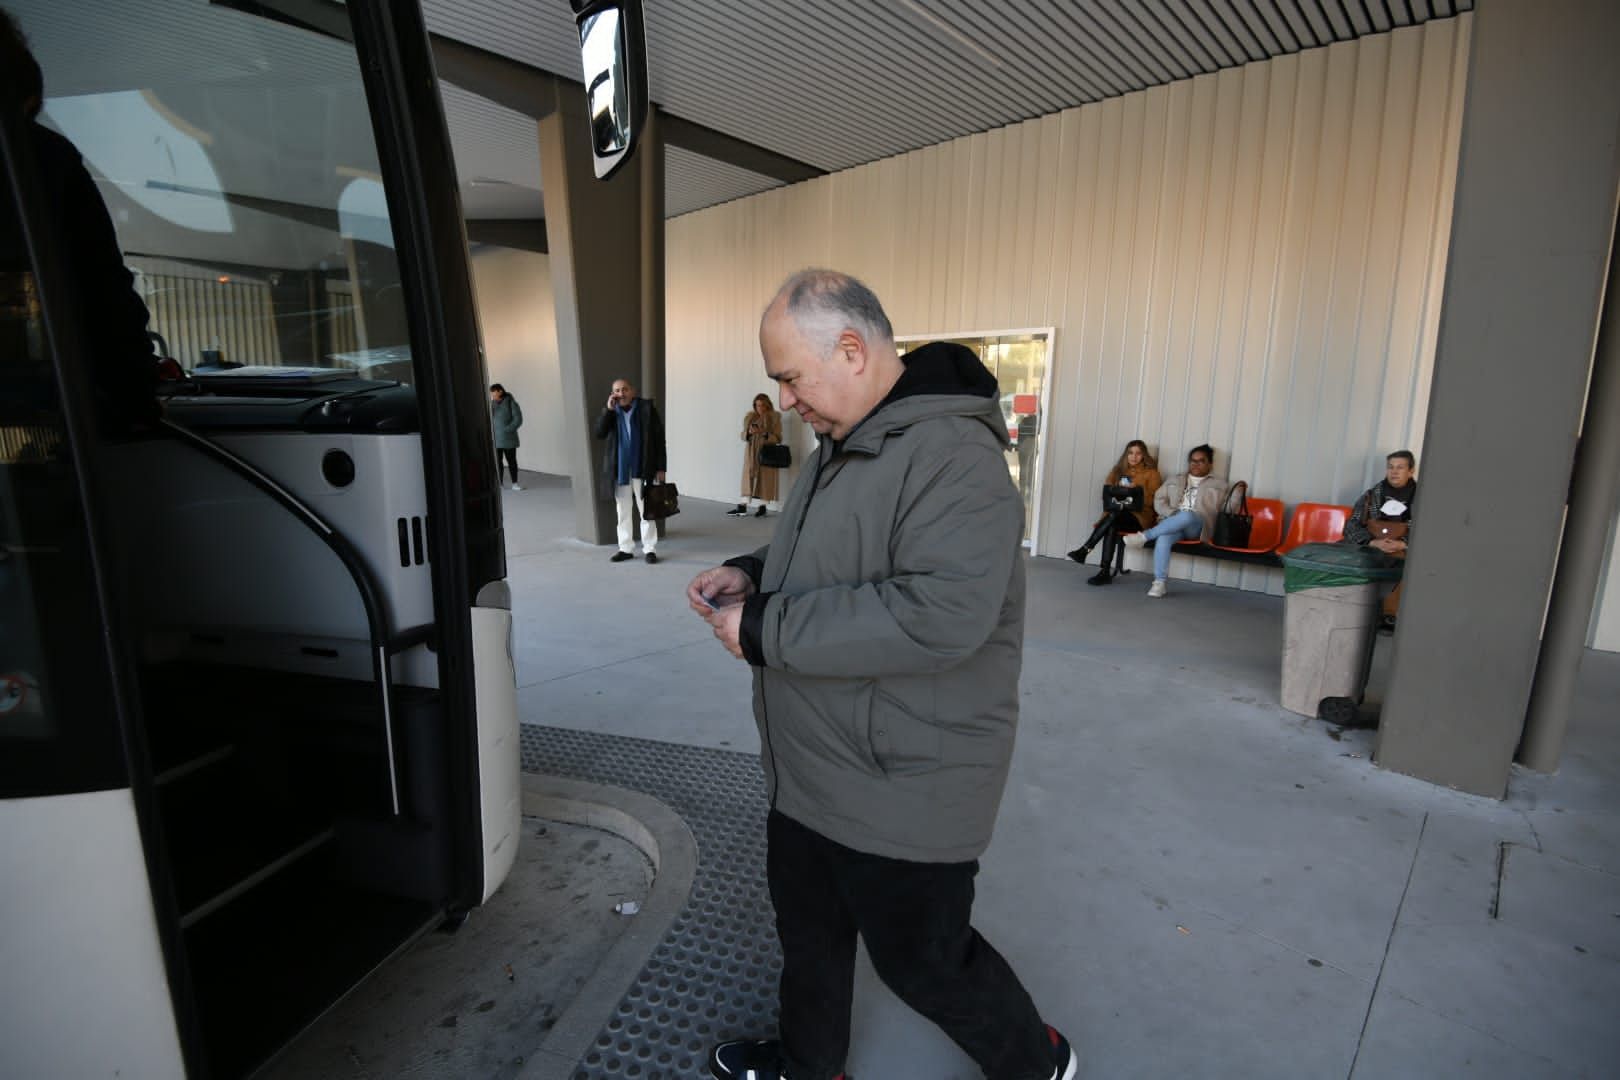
[
  {"xmin": 838, "ymin": 341, "xmax": 1008, "ymax": 455},
  {"xmin": 878, "ymin": 341, "xmax": 999, "ymax": 408}
]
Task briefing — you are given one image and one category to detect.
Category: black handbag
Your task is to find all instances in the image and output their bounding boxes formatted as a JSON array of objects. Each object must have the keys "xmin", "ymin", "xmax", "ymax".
[
  {"xmin": 640, "ymin": 481, "xmax": 680, "ymax": 521},
  {"xmin": 1212, "ymin": 481, "xmax": 1253, "ymax": 548},
  {"xmin": 758, "ymin": 443, "xmax": 792, "ymax": 469}
]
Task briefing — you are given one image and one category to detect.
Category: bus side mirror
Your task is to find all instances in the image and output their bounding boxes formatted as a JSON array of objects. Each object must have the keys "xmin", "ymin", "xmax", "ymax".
[{"xmin": 568, "ymin": 0, "xmax": 648, "ymax": 180}]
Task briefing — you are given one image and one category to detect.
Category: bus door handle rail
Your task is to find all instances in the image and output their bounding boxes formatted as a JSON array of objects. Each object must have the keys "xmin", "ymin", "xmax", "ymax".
[{"xmin": 157, "ymin": 418, "xmax": 405, "ymax": 816}]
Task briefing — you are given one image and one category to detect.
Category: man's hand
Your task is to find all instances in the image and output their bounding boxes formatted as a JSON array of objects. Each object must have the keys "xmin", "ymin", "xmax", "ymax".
[
  {"xmin": 704, "ymin": 604, "xmax": 745, "ymax": 660},
  {"xmin": 1370, "ymin": 537, "xmax": 1404, "ymax": 554},
  {"xmin": 605, "ymin": 391, "xmax": 619, "ymax": 410},
  {"xmin": 687, "ymin": 565, "xmax": 754, "ymax": 616},
  {"xmin": 655, "ymin": 471, "xmax": 666, "ymax": 484}
]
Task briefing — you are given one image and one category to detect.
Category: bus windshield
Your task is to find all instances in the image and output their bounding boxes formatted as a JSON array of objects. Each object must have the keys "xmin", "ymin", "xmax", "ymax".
[{"xmin": 28, "ymin": 0, "xmax": 413, "ymax": 385}]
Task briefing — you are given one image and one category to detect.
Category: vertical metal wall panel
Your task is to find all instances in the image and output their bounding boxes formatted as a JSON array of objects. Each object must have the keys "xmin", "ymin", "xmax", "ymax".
[
  {"xmin": 130, "ymin": 259, "xmax": 279, "ymax": 369},
  {"xmin": 1231, "ymin": 59, "xmax": 1297, "ymax": 593},
  {"xmin": 664, "ymin": 18, "xmax": 1473, "ymax": 597}
]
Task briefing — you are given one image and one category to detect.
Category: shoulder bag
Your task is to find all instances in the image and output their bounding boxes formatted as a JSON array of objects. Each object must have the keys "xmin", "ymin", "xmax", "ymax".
[{"xmin": 1212, "ymin": 481, "xmax": 1253, "ymax": 548}]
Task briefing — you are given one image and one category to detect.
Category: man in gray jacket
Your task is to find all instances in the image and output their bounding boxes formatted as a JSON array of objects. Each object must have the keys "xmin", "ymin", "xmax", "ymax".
[{"xmin": 687, "ymin": 270, "xmax": 1076, "ymax": 1080}]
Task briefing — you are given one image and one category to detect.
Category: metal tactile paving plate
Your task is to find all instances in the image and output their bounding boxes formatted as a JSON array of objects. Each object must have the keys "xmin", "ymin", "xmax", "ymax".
[{"xmin": 521, "ymin": 725, "xmax": 780, "ymax": 1079}]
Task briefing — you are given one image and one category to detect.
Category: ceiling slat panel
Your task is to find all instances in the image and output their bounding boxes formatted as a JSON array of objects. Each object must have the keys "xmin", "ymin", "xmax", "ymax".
[
  {"xmin": 1275, "ymin": 2, "xmax": 1325, "ymax": 48},
  {"xmin": 1114, "ymin": 1, "xmax": 1209, "ymax": 79},
  {"xmin": 1134, "ymin": 0, "xmax": 1218, "ymax": 72},
  {"xmin": 1296, "ymin": 2, "xmax": 1340, "ymax": 44},
  {"xmin": 1320, "ymin": 0, "xmax": 1359, "ymax": 39},
  {"xmin": 1091, "ymin": 2, "xmax": 1191, "ymax": 83},
  {"xmin": 1181, "ymin": 1, "xmax": 1249, "ymax": 66},
  {"xmin": 1342, "ymin": 0, "xmax": 1375, "ymax": 34},
  {"xmin": 1028, "ymin": 0, "xmax": 1137, "ymax": 96},
  {"xmin": 666, "ymin": 147, "xmax": 782, "ymax": 217},
  {"xmin": 1206, "ymin": 0, "xmax": 1273, "ymax": 60},
  {"xmin": 416, "ymin": 0, "xmax": 1473, "ymax": 219},
  {"xmin": 1253, "ymin": 1, "xmax": 1307, "ymax": 51}
]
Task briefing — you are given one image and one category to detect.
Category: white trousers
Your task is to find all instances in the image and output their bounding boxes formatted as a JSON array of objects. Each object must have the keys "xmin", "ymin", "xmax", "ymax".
[{"xmin": 614, "ymin": 480, "xmax": 658, "ymax": 554}]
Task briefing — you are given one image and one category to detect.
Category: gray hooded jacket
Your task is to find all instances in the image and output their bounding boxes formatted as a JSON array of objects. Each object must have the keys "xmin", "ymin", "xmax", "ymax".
[{"xmin": 727, "ymin": 343, "xmax": 1026, "ymax": 863}]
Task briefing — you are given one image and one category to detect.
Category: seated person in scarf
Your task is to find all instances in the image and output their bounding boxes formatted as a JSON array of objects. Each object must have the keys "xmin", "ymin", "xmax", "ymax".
[{"xmin": 1344, "ymin": 450, "xmax": 1417, "ymax": 556}]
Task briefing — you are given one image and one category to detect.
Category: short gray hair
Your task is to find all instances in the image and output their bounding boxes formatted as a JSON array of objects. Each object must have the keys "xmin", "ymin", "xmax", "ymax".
[{"xmin": 771, "ymin": 269, "xmax": 894, "ymax": 355}]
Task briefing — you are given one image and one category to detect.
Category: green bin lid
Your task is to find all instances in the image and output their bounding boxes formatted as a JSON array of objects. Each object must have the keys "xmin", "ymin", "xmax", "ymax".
[{"xmin": 1281, "ymin": 542, "xmax": 1404, "ymax": 591}]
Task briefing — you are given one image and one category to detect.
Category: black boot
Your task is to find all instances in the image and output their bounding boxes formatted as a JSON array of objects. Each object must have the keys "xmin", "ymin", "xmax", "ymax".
[
  {"xmin": 726, "ymin": 503, "xmax": 748, "ymax": 516},
  {"xmin": 754, "ymin": 505, "xmax": 767, "ymax": 517},
  {"xmin": 1091, "ymin": 531, "xmax": 1119, "ymax": 583},
  {"xmin": 1067, "ymin": 545, "xmax": 1092, "ymax": 564}
]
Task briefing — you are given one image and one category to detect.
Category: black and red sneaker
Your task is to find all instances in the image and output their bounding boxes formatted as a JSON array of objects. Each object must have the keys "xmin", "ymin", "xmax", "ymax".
[
  {"xmin": 707, "ymin": 1038, "xmax": 846, "ymax": 1080},
  {"xmin": 1045, "ymin": 1025, "xmax": 1079, "ymax": 1080}
]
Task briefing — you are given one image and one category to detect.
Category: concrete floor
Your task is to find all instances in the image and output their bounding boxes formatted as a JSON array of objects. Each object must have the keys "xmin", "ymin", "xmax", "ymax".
[
  {"xmin": 502, "ymin": 470, "xmax": 1620, "ymax": 1079},
  {"xmin": 261, "ymin": 812, "xmax": 652, "ymax": 1080}
]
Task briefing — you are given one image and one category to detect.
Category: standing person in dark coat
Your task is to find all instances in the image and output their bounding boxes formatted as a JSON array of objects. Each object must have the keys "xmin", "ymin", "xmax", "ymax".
[
  {"xmin": 489, "ymin": 383, "xmax": 524, "ymax": 491},
  {"xmin": 593, "ymin": 377, "xmax": 666, "ymax": 563}
]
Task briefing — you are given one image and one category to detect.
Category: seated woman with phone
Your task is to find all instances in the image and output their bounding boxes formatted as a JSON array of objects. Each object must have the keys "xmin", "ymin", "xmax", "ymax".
[
  {"xmin": 1344, "ymin": 450, "xmax": 1417, "ymax": 555},
  {"xmin": 1068, "ymin": 439, "xmax": 1161, "ymax": 586}
]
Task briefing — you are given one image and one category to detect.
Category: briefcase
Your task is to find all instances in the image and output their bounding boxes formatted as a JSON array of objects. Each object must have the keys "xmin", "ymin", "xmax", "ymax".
[
  {"xmin": 759, "ymin": 443, "xmax": 792, "ymax": 469},
  {"xmin": 641, "ymin": 481, "xmax": 680, "ymax": 522}
]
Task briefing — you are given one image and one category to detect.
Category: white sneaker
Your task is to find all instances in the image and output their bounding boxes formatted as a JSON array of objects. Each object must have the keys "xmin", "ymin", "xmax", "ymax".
[
  {"xmin": 1148, "ymin": 579, "xmax": 1167, "ymax": 598},
  {"xmin": 1123, "ymin": 532, "xmax": 1147, "ymax": 548},
  {"xmin": 511, "ymin": 483, "xmax": 523, "ymax": 491}
]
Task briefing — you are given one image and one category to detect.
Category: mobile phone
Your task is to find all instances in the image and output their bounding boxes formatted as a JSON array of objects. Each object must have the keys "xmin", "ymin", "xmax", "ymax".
[{"xmin": 699, "ymin": 593, "xmax": 721, "ymax": 611}]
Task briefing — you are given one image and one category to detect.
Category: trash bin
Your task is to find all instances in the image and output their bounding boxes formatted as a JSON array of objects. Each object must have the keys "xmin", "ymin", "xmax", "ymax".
[{"xmin": 1279, "ymin": 543, "xmax": 1404, "ymax": 717}]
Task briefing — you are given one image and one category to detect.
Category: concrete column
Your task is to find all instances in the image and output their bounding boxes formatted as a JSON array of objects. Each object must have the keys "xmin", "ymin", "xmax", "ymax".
[
  {"xmin": 537, "ymin": 78, "xmax": 644, "ymax": 544},
  {"xmin": 1376, "ymin": 0, "xmax": 1620, "ymax": 795},
  {"xmin": 1520, "ymin": 200, "xmax": 1620, "ymax": 770},
  {"xmin": 640, "ymin": 105, "xmax": 666, "ymax": 405}
]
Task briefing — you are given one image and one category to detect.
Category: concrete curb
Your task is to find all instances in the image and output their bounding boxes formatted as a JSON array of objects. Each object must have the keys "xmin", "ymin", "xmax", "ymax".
[{"xmin": 514, "ymin": 773, "xmax": 699, "ymax": 1080}]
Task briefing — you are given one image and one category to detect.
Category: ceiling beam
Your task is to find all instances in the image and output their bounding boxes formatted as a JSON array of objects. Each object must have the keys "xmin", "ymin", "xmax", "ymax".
[
  {"xmin": 212, "ymin": 0, "xmax": 820, "ymax": 185},
  {"xmin": 430, "ymin": 35, "xmax": 559, "ymax": 120},
  {"xmin": 661, "ymin": 113, "xmax": 823, "ymax": 184}
]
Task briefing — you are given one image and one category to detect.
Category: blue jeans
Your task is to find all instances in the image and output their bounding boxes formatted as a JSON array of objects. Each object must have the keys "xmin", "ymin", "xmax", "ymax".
[{"xmin": 1143, "ymin": 509, "xmax": 1203, "ymax": 579}]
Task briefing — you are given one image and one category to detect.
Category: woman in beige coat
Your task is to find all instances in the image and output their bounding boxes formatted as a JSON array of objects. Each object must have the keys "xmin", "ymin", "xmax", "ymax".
[{"xmin": 727, "ymin": 394, "xmax": 783, "ymax": 517}]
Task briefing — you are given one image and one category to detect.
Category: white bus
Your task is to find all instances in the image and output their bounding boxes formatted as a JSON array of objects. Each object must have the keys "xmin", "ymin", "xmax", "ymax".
[{"xmin": 1, "ymin": 0, "xmax": 641, "ymax": 1074}]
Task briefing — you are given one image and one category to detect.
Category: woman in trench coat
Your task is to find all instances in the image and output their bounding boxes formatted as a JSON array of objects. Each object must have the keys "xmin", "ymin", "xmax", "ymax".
[{"xmin": 727, "ymin": 393, "xmax": 783, "ymax": 517}]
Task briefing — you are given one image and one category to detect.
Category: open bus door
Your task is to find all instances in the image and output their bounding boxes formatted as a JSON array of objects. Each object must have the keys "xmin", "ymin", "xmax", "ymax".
[{"xmin": 0, "ymin": 0, "xmax": 589, "ymax": 1073}]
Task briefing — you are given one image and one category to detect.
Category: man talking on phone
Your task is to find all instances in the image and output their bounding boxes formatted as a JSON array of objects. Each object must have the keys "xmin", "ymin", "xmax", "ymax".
[
  {"xmin": 686, "ymin": 270, "xmax": 1077, "ymax": 1080},
  {"xmin": 595, "ymin": 377, "xmax": 666, "ymax": 564}
]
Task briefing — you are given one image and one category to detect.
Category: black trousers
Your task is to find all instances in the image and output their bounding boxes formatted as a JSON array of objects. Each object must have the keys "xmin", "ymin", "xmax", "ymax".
[
  {"xmin": 768, "ymin": 811, "xmax": 1053, "ymax": 1080},
  {"xmin": 497, "ymin": 447, "xmax": 518, "ymax": 484}
]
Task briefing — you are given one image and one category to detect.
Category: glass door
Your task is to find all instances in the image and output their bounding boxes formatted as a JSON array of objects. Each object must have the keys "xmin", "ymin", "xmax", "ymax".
[{"xmin": 899, "ymin": 331, "xmax": 1052, "ymax": 547}]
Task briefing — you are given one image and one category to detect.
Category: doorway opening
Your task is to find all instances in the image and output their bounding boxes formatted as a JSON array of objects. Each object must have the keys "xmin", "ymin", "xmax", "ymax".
[{"xmin": 898, "ymin": 330, "xmax": 1054, "ymax": 550}]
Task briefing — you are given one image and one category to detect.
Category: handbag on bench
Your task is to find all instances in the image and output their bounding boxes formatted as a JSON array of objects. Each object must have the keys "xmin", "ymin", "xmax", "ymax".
[{"xmin": 1212, "ymin": 481, "xmax": 1253, "ymax": 548}]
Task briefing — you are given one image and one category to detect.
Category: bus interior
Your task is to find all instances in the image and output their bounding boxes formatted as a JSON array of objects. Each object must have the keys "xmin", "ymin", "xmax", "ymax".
[{"xmin": 3, "ymin": 1, "xmax": 500, "ymax": 1074}]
